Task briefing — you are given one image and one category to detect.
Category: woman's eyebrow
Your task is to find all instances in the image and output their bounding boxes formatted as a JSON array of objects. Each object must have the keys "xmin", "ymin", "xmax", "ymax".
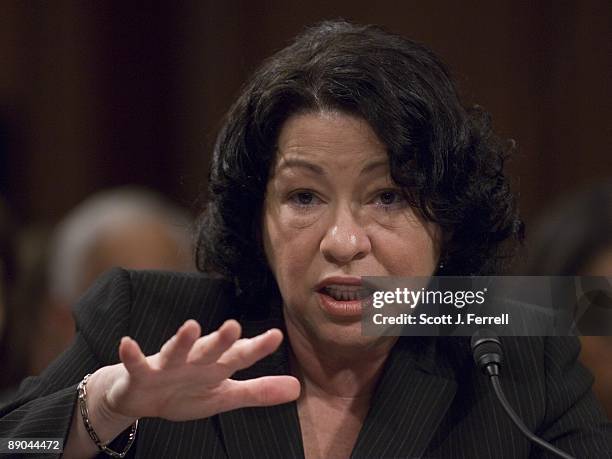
[
  {"xmin": 360, "ymin": 159, "xmax": 388, "ymax": 175},
  {"xmin": 276, "ymin": 159, "xmax": 325, "ymax": 175}
]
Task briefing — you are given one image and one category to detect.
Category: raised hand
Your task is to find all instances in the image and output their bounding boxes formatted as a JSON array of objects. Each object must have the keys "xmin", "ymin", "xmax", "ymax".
[{"xmin": 90, "ymin": 319, "xmax": 301, "ymax": 423}]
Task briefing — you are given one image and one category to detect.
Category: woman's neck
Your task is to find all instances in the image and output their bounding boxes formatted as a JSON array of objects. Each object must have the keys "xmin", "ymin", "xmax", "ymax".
[{"xmin": 285, "ymin": 321, "xmax": 397, "ymax": 399}]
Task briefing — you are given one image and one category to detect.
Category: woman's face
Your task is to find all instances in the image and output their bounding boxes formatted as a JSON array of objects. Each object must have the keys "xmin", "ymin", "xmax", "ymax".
[{"xmin": 262, "ymin": 111, "xmax": 441, "ymax": 349}]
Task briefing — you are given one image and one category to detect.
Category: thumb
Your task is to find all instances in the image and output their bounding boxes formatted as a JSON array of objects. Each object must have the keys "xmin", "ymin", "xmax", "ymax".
[
  {"xmin": 119, "ymin": 336, "xmax": 149, "ymax": 375},
  {"xmin": 217, "ymin": 376, "xmax": 301, "ymax": 412}
]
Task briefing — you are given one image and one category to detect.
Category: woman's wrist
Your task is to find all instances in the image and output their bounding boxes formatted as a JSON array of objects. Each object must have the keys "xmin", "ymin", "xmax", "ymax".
[
  {"xmin": 83, "ymin": 368, "xmax": 138, "ymax": 444},
  {"xmin": 64, "ymin": 367, "xmax": 138, "ymax": 459}
]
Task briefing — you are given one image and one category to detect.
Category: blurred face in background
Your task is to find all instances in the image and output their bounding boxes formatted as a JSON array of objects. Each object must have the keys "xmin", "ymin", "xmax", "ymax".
[
  {"xmin": 82, "ymin": 216, "xmax": 194, "ymax": 293},
  {"xmin": 579, "ymin": 244, "xmax": 612, "ymax": 419},
  {"xmin": 262, "ymin": 111, "xmax": 441, "ymax": 352},
  {"xmin": 582, "ymin": 245, "xmax": 612, "ymax": 276}
]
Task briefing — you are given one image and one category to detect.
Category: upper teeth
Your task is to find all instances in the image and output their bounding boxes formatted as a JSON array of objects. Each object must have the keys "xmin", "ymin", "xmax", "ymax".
[{"xmin": 324, "ymin": 285, "xmax": 371, "ymax": 301}]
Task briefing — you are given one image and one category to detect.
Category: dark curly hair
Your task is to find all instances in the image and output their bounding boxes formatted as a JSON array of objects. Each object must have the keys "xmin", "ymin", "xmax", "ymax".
[{"xmin": 196, "ymin": 20, "xmax": 523, "ymax": 300}]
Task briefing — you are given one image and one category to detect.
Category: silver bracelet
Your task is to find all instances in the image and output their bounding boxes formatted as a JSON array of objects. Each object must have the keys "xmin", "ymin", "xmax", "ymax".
[{"xmin": 77, "ymin": 373, "xmax": 139, "ymax": 458}]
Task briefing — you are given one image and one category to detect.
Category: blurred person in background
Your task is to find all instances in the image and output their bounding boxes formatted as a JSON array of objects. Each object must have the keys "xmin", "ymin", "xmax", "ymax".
[
  {"xmin": 42, "ymin": 187, "xmax": 196, "ymax": 371},
  {"xmin": 0, "ymin": 187, "xmax": 195, "ymax": 403},
  {"xmin": 525, "ymin": 180, "xmax": 612, "ymax": 418},
  {"xmin": 48, "ymin": 187, "xmax": 195, "ymax": 305}
]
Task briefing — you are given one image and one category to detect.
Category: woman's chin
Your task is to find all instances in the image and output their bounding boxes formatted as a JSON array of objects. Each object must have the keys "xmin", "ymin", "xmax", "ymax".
[
  {"xmin": 307, "ymin": 321, "xmax": 385, "ymax": 352},
  {"xmin": 283, "ymin": 296, "xmax": 389, "ymax": 352}
]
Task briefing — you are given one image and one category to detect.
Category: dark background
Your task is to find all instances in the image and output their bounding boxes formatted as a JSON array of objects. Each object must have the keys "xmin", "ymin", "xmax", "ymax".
[{"xmin": 1, "ymin": 1, "xmax": 611, "ymax": 228}]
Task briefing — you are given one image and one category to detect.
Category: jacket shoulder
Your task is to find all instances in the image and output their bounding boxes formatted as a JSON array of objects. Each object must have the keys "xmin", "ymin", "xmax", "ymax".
[
  {"xmin": 74, "ymin": 268, "xmax": 237, "ymax": 362},
  {"xmin": 128, "ymin": 269, "xmax": 239, "ymax": 353}
]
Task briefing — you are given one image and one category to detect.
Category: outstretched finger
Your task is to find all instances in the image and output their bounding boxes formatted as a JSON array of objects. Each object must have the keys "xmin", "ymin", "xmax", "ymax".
[
  {"xmin": 186, "ymin": 319, "xmax": 241, "ymax": 365},
  {"xmin": 218, "ymin": 376, "xmax": 301, "ymax": 412},
  {"xmin": 158, "ymin": 320, "xmax": 201, "ymax": 368},
  {"xmin": 119, "ymin": 336, "xmax": 149, "ymax": 375},
  {"xmin": 216, "ymin": 329, "xmax": 283, "ymax": 374}
]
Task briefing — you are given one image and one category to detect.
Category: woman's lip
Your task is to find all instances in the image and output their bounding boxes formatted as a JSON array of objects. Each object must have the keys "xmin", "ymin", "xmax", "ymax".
[
  {"xmin": 316, "ymin": 291, "xmax": 372, "ymax": 318},
  {"xmin": 316, "ymin": 275, "xmax": 362, "ymax": 290}
]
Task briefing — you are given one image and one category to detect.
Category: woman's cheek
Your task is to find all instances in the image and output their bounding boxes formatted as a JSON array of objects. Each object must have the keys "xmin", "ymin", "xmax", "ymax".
[
  {"xmin": 367, "ymin": 206, "xmax": 422, "ymax": 229},
  {"xmin": 280, "ymin": 205, "xmax": 325, "ymax": 229},
  {"xmin": 369, "ymin": 223, "xmax": 439, "ymax": 276},
  {"xmin": 271, "ymin": 210, "xmax": 325, "ymax": 271}
]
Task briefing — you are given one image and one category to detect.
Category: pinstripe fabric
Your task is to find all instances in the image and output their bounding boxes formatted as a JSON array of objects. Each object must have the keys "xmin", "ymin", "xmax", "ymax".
[{"xmin": 0, "ymin": 268, "xmax": 611, "ymax": 458}]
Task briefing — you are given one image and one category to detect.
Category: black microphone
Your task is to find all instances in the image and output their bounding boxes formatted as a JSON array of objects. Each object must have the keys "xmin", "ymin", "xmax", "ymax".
[{"xmin": 470, "ymin": 330, "xmax": 575, "ymax": 459}]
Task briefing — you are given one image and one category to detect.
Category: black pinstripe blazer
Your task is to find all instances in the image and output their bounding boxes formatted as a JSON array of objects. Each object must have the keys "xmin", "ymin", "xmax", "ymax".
[{"xmin": 1, "ymin": 268, "xmax": 611, "ymax": 458}]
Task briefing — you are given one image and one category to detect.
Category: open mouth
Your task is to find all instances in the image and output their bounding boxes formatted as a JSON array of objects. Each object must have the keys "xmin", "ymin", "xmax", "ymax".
[{"xmin": 319, "ymin": 285, "xmax": 374, "ymax": 302}]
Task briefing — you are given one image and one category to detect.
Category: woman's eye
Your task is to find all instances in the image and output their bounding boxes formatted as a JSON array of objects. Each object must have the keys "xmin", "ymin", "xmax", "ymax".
[
  {"xmin": 375, "ymin": 190, "xmax": 406, "ymax": 208},
  {"xmin": 288, "ymin": 191, "xmax": 321, "ymax": 208}
]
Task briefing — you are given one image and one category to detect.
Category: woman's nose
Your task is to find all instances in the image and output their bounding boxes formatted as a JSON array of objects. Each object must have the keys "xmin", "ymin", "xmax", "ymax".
[{"xmin": 320, "ymin": 207, "xmax": 371, "ymax": 265}]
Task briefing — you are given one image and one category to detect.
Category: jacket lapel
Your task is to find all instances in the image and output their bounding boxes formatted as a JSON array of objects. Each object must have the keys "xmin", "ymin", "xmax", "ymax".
[
  {"xmin": 351, "ymin": 337, "xmax": 457, "ymax": 459},
  {"xmin": 217, "ymin": 315, "xmax": 305, "ymax": 459}
]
